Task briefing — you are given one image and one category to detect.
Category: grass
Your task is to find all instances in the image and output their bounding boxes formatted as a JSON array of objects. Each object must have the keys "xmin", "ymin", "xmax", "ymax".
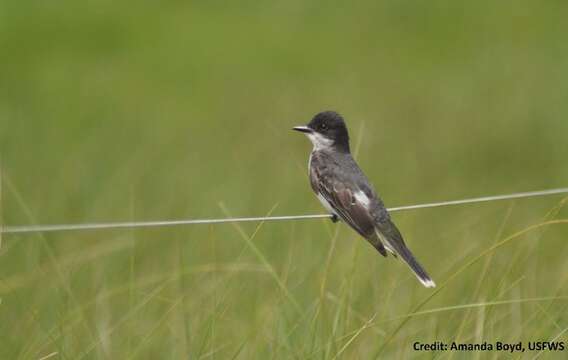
[{"xmin": 1, "ymin": 1, "xmax": 568, "ymax": 359}]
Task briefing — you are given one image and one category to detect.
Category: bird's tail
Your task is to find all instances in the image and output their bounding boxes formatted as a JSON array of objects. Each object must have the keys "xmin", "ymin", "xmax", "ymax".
[
  {"xmin": 374, "ymin": 225, "xmax": 436, "ymax": 288},
  {"xmin": 394, "ymin": 244, "xmax": 436, "ymax": 288}
]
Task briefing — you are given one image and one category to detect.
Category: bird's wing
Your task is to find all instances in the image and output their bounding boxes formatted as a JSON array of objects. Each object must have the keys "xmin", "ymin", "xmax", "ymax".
[
  {"xmin": 312, "ymin": 170, "xmax": 374, "ymax": 238},
  {"xmin": 320, "ymin": 181, "xmax": 388, "ymax": 257}
]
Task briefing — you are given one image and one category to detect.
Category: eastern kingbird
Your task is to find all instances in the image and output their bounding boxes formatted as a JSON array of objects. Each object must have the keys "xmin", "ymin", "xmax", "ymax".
[{"xmin": 293, "ymin": 111, "xmax": 435, "ymax": 288}]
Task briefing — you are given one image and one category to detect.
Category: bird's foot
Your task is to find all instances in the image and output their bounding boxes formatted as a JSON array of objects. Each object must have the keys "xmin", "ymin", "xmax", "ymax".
[{"xmin": 330, "ymin": 214, "xmax": 339, "ymax": 223}]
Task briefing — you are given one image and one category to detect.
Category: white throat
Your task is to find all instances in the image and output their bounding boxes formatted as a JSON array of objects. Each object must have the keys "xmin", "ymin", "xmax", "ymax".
[{"xmin": 306, "ymin": 132, "xmax": 334, "ymax": 151}]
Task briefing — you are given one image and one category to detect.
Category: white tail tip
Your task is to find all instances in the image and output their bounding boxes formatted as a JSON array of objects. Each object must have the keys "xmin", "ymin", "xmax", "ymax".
[{"xmin": 420, "ymin": 278, "xmax": 436, "ymax": 288}]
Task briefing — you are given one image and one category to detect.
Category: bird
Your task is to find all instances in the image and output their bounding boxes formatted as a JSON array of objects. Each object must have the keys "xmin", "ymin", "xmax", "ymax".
[{"xmin": 293, "ymin": 111, "xmax": 435, "ymax": 288}]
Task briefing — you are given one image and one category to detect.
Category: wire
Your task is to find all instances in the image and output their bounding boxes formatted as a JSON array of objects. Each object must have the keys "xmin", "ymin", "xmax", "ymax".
[{"xmin": 1, "ymin": 187, "xmax": 567, "ymax": 235}]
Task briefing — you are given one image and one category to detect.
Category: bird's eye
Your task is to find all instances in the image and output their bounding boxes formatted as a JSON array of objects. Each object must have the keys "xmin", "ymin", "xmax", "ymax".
[{"xmin": 320, "ymin": 123, "xmax": 328, "ymax": 130}]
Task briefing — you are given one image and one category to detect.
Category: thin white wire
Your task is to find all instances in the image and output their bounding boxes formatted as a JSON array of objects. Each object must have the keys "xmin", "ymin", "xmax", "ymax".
[{"xmin": 1, "ymin": 187, "xmax": 567, "ymax": 235}]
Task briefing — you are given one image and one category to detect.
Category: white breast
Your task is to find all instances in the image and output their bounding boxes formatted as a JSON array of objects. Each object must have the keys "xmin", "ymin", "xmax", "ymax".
[{"xmin": 308, "ymin": 149, "xmax": 337, "ymax": 217}]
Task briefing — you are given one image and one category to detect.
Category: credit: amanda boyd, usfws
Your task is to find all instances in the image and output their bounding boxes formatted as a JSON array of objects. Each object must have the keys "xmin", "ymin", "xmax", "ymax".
[{"xmin": 413, "ymin": 340, "xmax": 565, "ymax": 353}]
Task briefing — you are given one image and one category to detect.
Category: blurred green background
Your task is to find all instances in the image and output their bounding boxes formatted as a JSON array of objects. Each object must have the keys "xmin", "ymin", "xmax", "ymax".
[{"xmin": 1, "ymin": 1, "xmax": 568, "ymax": 359}]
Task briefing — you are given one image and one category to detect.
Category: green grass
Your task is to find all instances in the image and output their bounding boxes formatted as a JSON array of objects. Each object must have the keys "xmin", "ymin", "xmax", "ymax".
[{"xmin": 1, "ymin": 1, "xmax": 568, "ymax": 359}]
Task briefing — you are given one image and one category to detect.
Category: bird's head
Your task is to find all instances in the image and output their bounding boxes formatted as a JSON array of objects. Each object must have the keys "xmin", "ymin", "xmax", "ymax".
[{"xmin": 293, "ymin": 111, "xmax": 350, "ymax": 153}]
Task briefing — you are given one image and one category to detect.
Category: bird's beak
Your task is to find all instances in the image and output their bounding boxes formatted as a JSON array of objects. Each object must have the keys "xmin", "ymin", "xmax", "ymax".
[{"xmin": 292, "ymin": 126, "xmax": 312, "ymax": 134}]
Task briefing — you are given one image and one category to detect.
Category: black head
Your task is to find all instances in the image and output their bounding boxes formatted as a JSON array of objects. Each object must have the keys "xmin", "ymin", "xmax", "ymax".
[{"xmin": 293, "ymin": 111, "xmax": 351, "ymax": 153}]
